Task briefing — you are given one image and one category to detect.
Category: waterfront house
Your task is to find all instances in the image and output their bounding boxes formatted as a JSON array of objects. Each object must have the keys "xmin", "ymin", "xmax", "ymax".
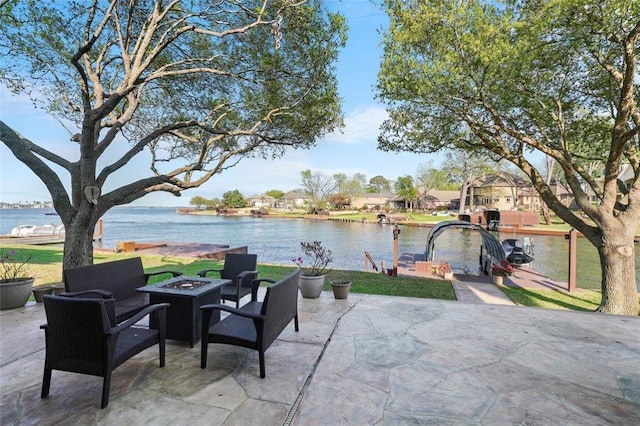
[
  {"xmin": 350, "ymin": 192, "xmax": 394, "ymax": 211},
  {"xmin": 467, "ymin": 172, "xmax": 534, "ymax": 211},
  {"xmin": 277, "ymin": 191, "xmax": 312, "ymax": 209},
  {"xmin": 415, "ymin": 189, "xmax": 458, "ymax": 211},
  {"xmin": 247, "ymin": 194, "xmax": 276, "ymax": 208}
]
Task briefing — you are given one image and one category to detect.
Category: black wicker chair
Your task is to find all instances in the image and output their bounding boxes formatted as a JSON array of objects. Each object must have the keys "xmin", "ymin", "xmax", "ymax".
[
  {"xmin": 200, "ymin": 269, "xmax": 300, "ymax": 378},
  {"xmin": 40, "ymin": 294, "xmax": 169, "ymax": 409},
  {"xmin": 197, "ymin": 253, "xmax": 259, "ymax": 308},
  {"xmin": 63, "ymin": 257, "xmax": 181, "ymax": 323}
]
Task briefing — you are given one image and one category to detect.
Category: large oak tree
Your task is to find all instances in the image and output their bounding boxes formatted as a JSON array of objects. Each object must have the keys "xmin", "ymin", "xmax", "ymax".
[
  {"xmin": 376, "ymin": 0, "xmax": 639, "ymax": 315},
  {"xmin": 0, "ymin": 0, "xmax": 346, "ymax": 269}
]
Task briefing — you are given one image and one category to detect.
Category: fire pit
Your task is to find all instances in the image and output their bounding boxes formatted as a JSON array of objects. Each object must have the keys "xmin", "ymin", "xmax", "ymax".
[
  {"xmin": 159, "ymin": 279, "xmax": 210, "ymax": 290},
  {"xmin": 137, "ymin": 276, "xmax": 231, "ymax": 347}
]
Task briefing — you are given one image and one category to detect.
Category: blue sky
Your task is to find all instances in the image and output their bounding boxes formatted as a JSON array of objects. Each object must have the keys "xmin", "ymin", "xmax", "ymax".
[{"xmin": 0, "ymin": 1, "xmax": 438, "ymax": 207}]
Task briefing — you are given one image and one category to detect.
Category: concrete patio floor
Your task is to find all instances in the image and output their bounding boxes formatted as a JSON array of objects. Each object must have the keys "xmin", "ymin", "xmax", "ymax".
[{"xmin": 1, "ymin": 289, "xmax": 639, "ymax": 425}]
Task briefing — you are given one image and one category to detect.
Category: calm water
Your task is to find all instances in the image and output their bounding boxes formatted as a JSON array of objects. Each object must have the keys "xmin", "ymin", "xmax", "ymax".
[{"xmin": 1, "ymin": 207, "xmax": 638, "ymax": 290}]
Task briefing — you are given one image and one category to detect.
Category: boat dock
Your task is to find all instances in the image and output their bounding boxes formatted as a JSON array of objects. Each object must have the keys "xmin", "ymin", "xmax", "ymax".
[
  {"xmin": 0, "ymin": 234, "xmax": 67, "ymax": 245},
  {"xmin": 96, "ymin": 241, "xmax": 248, "ymax": 260}
]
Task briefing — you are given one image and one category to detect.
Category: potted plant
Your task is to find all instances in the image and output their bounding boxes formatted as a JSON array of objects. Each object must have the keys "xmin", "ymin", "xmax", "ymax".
[
  {"xmin": 0, "ymin": 248, "xmax": 35, "ymax": 310},
  {"xmin": 329, "ymin": 271, "xmax": 352, "ymax": 299},
  {"xmin": 438, "ymin": 261, "xmax": 453, "ymax": 280},
  {"xmin": 293, "ymin": 241, "xmax": 333, "ymax": 299},
  {"xmin": 491, "ymin": 260, "xmax": 514, "ymax": 285}
]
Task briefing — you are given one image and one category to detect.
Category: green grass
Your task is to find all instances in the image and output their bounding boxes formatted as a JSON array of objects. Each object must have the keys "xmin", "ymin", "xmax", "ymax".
[
  {"xmin": 1, "ymin": 244, "xmax": 455, "ymax": 301},
  {"xmin": 500, "ymin": 286, "xmax": 603, "ymax": 312},
  {"xmin": 5, "ymin": 243, "xmax": 637, "ymax": 312}
]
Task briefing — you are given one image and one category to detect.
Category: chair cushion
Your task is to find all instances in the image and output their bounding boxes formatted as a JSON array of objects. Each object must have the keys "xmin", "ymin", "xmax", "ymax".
[
  {"xmin": 115, "ymin": 293, "xmax": 149, "ymax": 322},
  {"xmin": 113, "ymin": 327, "xmax": 160, "ymax": 368}
]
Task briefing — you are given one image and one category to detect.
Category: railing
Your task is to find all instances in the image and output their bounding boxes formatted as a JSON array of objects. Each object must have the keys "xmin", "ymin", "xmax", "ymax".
[{"xmin": 364, "ymin": 251, "xmax": 378, "ymax": 272}]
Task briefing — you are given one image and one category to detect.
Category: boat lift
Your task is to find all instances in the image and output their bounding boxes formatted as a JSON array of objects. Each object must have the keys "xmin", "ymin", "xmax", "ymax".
[{"xmin": 424, "ymin": 220, "xmax": 506, "ymax": 275}]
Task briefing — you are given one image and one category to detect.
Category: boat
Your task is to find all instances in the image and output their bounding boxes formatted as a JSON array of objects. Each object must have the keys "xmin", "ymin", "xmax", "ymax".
[
  {"xmin": 502, "ymin": 237, "xmax": 534, "ymax": 266},
  {"xmin": 10, "ymin": 223, "xmax": 65, "ymax": 236}
]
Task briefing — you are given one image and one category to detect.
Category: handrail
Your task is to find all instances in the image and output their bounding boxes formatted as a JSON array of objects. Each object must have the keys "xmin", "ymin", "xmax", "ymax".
[{"xmin": 364, "ymin": 251, "xmax": 378, "ymax": 272}]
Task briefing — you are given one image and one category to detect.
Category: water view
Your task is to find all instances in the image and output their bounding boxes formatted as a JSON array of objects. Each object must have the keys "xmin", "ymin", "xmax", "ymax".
[{"xmin": 1, "ymin": 207, "xmax": 638, "ymax": 291}]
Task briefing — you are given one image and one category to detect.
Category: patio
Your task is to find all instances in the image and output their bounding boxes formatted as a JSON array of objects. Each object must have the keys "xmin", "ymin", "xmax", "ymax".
[{"xmin": 1, "ymin": 290, "xmax": 639, "ymax": 425}]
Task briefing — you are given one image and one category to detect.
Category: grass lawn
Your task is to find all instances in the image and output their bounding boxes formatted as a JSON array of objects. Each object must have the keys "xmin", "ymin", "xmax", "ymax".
[
  {"xmin": 500, "ymin": 286, "xmax": 603, "ymax": 312},
  {"xmin": 1, "ymin": 244, "xmax": 456, "ymax": 302},
  {"xmin": 4, "ymin": 243, "xmax": 637, "ymax": 312}
]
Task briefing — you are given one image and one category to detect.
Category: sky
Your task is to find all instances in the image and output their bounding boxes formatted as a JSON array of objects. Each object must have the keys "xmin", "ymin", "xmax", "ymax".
[{"xmin": 0, "ymin": 1, "xmax": 440, "ymax": 207}]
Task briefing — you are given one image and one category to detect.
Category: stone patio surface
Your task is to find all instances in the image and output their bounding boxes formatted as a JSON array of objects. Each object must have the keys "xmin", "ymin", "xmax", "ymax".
[{"xmin": 1, "ymin": 290, "xmax": 639, "ymax": 425}]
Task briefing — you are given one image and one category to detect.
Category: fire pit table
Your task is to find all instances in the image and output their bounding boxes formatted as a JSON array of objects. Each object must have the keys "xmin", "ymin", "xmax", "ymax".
[{"xmin": 136, "ymin": 276, "xmax": 231, "ymax": 347}]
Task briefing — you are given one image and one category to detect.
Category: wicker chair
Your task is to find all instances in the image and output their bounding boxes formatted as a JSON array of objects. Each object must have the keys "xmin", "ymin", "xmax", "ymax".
[
  {"xmin": 197, "ymin": 253, "xmax": 259, "ymax": 308},
  {"xmin": 63, "ymin": 257, "xmax": 182, "ymax": 323},
  {"xmin": 200, "ymin": 269, "xmax": 300, "ymax": 378},
  {"xmin": 40, "ymin": 295, "xmax": 169, "ymax": 409}
]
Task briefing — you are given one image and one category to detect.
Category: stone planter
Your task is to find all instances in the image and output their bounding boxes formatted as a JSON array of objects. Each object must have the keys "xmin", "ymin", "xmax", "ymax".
[
  {"xmin": 33, "ymin": 285, "xmax": 53, "ymax": 303},
  {"xmin": 443, "ymin": 272, "xmax": 453, "ymax": 280},
  {"xmin": 330, "ymin": 280, "xmax": 351, "ymax": 299},
  {"xmin": 492, "ymin": 275, "xmax": 504, "ymax": 285},
  {"xmin": 0, "ymin": 278, "xmax": 35, "ymax": 310},
  {"xmin": 51, "ymin": 283, "xmax": 66, "ymax": 295},
  {"xmin": 298, "ymin": 274, "xmax": 325, "ymax": 299}
]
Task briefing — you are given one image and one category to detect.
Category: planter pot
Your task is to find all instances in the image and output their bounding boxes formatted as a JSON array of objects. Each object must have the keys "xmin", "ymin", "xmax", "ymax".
[
  {"xmin": 51, "ymin": 283, "xmax": 66, "ymax": 295},
  {"xmin": 0, "ymin": 278, "xmax": 35, "ymax": 310},
  {"xmin": 33, "ymin": 285, "xmax": 53, "ymax": 303},
  {"xmin": 443, "ymin": 272, "xmax": 453, "ymax": 280},
  {"xmin": 330, "ymin": 280, "xmax": 351, "ymax": 299},
  {"xmin": 298, "ymin": 274, "xmax": 325, "ymax": 299},
  {"xmin": 492, "ymin": 275, "xmax": 504, "ymax": 285}
]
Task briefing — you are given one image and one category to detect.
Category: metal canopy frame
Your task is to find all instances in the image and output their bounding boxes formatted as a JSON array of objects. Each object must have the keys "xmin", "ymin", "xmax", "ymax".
[{"xmin": 424, "ymin": 220, "xmax": 506, "ymax": 269}]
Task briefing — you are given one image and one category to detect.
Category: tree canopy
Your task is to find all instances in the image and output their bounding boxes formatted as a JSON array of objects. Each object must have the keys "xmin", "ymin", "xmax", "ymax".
[
  {"xmin": 0, "ymin": 0, "xmax": 346, "ymax": 268},
  {"xmin": 221, "ymin": 189, "xmax": 246, "ymax": 208},
  {"xmin": 376, "ymin": 0, "xmax": 639, "ymax": 315},
  {"xmin": 394, "ymin": 175, "xmax": 417, "ymax": 209}
]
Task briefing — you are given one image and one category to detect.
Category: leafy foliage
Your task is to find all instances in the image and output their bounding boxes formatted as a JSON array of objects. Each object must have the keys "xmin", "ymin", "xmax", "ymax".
[
  {"xmin": 376, "ymin": 0, "xmax": 640, "ymax": 314},
  {"xmin": 0, "ymin": 0, "xmax": 347, "ymax": 269},
  {"xmin": 221, "ymin": 190, "xmax": 246, "ymax": 208}
]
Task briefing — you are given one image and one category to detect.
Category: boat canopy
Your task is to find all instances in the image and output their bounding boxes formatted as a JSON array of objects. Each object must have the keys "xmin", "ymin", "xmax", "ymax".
[{"xmin": 424, "ymin": 220, "xmax": 506, "ymax": 266}]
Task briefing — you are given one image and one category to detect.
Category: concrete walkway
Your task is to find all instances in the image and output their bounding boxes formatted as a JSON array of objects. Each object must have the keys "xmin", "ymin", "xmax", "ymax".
[
  {"xmin": 2, "ymin": 290, "xmax": 639, "ymax": 425},
  {"xmin": 451, "ymin": 274, "xmax": 515, "ymax": 305}
]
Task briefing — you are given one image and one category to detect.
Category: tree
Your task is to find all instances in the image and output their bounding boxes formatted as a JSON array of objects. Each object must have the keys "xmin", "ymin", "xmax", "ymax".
[
  {"xmin": 377, "ymin": 0, "xmax": 639, "ymax": 314},
  {"xmin": 221, "ymin": 190, "xmax": 246, "ymax": 208},
  {"xmin": 300, "ymin": 169, "xmax": 336, "ymax": 206},
  {"xmin": 189, "ymin": 196, "xmax": 208, "ymax": 211},
  {"xmin": 333, "ymin": 173, "xmax": 348, "ymax": 193},
  {"xmin": 335, "ymin": 172, "xmax": 366, "ymax": 199},
  {"xmin": 394, "ymin": 175, "xmax": 417, "ymax": 210},
  {"xmin": 327, "ymin": 192, "xmax": 350, "ymax": 210},
  {"xmin": 441, "ymin": 150, "xmax": 495, "ymax": 213},
  {"xmin": 0, "ymin": 1, "xmax": 346, "ymax": 270},
  {"xmin": 265, "ymin": 189, "xmax": 284, "ymax": 201},
  {"xmin": 204, "ymin": 197, "xmax": 221, "ymax": 210},
  {"xmin": 366, "ymin": 175, "xmax": 391, "ymax": 194},
  {"xmin": 416, "ymin": 162, "xmax": 457, "ymax": 191}
]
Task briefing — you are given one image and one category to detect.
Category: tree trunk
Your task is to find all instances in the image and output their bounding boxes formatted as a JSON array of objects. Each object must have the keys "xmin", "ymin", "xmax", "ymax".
[
  {"xmin": 458, "ymin": 181, "xmax": 469, "ymax": 214},
  {"xmin": 597, "ymin": 233, "xmax": 639, "ymax": 316},
  {"xmin": 541, "ymin": 204, "xmax": 551, "ymax": 225},
  {"xmin": 62, "ymin": 214, "xmax": 99, "ymax": 270}
]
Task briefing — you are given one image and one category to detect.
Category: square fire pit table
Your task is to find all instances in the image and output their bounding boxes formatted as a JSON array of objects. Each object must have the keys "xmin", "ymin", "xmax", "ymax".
[{"xmin": 137, "ymin": 276, "xmax": 231, "ymax": 347}]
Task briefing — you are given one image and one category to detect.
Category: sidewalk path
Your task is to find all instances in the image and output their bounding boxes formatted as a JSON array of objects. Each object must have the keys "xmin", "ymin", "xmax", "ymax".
[{"xmin": 451, "ymin": 274, "xmax": 515, "ymax": 305}]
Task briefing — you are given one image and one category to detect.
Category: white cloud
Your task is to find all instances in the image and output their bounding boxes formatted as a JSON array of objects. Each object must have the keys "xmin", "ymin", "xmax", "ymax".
[{"xmin": 324, "ymin": 105, "xmax": 388, "ymax": 145}]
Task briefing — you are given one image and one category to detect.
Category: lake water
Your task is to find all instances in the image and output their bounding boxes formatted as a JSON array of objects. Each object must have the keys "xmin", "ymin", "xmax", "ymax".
[{"xmin": 1, "ymin": 207, "xmax": 638, "ymax": 290}]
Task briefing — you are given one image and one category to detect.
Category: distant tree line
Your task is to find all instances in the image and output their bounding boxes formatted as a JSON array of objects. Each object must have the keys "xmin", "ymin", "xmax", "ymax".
[{"xmin": 189, "ymin": 153, "xmax": 519, "ymax": 211}]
